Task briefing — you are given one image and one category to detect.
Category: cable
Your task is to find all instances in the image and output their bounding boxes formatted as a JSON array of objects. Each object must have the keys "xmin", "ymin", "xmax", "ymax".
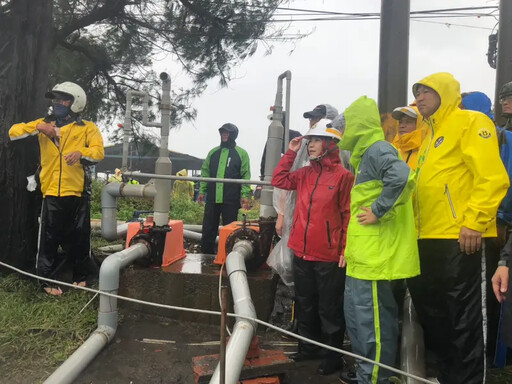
[
  {"xmin": 0, "ymin": 260, "xmax": 437, "ymax": 384},
  {"xmin": 412, "ymin": 19, "xmax": 494, "ymax": 31},
  {"xmin": 218, "ymin": 261, "xmax": 232, "ymax": 336}
]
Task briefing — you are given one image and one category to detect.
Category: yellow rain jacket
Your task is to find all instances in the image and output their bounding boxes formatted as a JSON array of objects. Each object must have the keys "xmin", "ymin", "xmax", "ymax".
[
  {"xmin": 414, "ymin": 73, "xmax": 509, "ymax": 238},
  {"xmin": 173, "ymin": 169, "xmax": 194, "ymax": 200},
  {"xmin": 391, "ymin": 106, "xmax": 428, "ymax": 171},
  {"xmin": 9, "ymin": 118, "xmax": 104, "ymax": 197}
]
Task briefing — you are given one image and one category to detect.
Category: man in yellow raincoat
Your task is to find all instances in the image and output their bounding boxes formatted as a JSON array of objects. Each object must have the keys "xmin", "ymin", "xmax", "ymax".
[{"xmin": 408, "ymin": 72, "xmax": 509, "ymax": 384}]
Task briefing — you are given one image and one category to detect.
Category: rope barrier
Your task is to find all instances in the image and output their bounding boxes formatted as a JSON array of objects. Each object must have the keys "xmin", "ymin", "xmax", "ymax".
[{"xmin": 0, "ymin": 260, "xmax": 437, "ymax": 384}]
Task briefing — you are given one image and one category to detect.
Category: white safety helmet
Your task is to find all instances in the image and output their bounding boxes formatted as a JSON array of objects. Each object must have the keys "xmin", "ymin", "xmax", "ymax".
[
  {"xmin": 46, "ymin": 82, "xmax": 87, "ymax": 113},
  {"xmin": 304, "ymin": 119, "xmax": 343, "ymax": 142}
]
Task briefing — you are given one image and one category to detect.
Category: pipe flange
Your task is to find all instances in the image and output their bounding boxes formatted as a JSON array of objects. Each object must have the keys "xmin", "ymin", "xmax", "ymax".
[{"xmin": 226, "ymin": 227, "xmax": 265, "ymax": 271}]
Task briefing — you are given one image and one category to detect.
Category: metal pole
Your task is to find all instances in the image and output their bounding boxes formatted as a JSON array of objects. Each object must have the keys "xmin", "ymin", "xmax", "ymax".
[
  {"xmin": 495, "ymin": 0, "xmax": 512, "ymax": 127},
  {"xmin": 284, "ymin": 72, "xmax": 292, "ymax": 146},
  {"xmin": 219, "ymin": 286, "xmax": 228, "ymax": 384},
  {"xmin": 123, "ymin": 91, "xmax": 146, "ymax": 170},
  {"xmin": 122, "ymin": 171, "xmax": 271, "ymax": 186},
  {"xmin": 153, "ymin": 72, "xmax": 173, "ymax": 226},
  {"xmin": 378, "ymin": 0, "xmax": 410, "ymax": 113}
]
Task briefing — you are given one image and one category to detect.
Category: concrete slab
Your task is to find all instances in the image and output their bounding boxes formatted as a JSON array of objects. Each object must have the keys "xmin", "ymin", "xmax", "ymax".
[{"xmin": 119, "ymin": 253, "xmax": 278, "ymax": 325}]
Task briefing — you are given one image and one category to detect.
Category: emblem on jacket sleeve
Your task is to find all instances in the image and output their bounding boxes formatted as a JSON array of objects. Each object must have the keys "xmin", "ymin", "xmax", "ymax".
[
  {"xmin": 478, "ymin": 128, "xmax": 492, "ymax": 139},
  {"xmin": 434, "ymin": 136, "xmax": 444, "ymax": 148}
]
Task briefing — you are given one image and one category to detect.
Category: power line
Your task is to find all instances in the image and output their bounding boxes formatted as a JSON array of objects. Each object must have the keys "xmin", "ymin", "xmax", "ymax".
[{"xmin": 412, "ymin": 19, "xmax": 494, "ymax": 31}]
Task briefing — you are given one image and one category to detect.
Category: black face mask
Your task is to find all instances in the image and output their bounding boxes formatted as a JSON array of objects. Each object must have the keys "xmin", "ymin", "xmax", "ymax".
[{"xmin": 52, "ymin": 103, "xmax": 70, "ymax": 119}]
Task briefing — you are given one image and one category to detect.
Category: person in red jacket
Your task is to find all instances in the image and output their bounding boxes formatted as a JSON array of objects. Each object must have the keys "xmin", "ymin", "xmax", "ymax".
[{"xmin": 272, "ymin": 119, "xmax": 354, "ymax": 376}]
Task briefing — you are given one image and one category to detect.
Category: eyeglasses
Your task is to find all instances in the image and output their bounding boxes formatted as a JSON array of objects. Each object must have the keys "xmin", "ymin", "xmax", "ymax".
[{"xmin": 500, "ymin": 95, "xmax": 512, "ymax": 104}]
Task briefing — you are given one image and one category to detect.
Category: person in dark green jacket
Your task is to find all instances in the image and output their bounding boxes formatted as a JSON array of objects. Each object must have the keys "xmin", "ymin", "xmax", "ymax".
[
  {"xmin": 338, "ymin": 96, "xmax": 420, "ymax": 384},
  {"xmin": 198, "ymin": 123, "xmax": 251, "ymax": 254}
]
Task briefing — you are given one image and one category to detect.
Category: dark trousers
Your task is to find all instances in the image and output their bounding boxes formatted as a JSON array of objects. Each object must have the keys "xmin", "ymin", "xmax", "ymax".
[
  {"xmin": 485, "ymin": 238, "xmax": 501, "ymax": 361},
  {"xmin": 293, "ymin": 256, "xmax": 346, "ymax": 357},
  {"xmin": 408, "ymin": 239, "xmax": 486, "ymax": 384},
  {"xmin": 201, "ymin": 203, "xmax": 239, "ymax": 254},
  {"xmin": 37, "ymin": 196, "xmax": 91, "ymax": 284}
]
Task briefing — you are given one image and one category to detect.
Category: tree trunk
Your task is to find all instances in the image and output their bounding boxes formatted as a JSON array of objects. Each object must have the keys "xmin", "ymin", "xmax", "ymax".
[{"xmin": 0, "ymin": 0, "xmax": 53, "ymax": 270}]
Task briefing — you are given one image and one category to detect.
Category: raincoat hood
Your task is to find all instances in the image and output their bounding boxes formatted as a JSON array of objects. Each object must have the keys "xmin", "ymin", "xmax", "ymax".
[
  {"xmin": 392, "ymin": 105, "xmax": 427, "ymax": 152},
  {"xmin": 412, "ymin": 72, "xmax": 461, "ymax": 123},
  {"xmin": 177, "ymin": 169, "xmax": 187, "ymax": 176},
  {"xmin": 339, "ymin": 96, "xmax": 385, "ymax": 170},
  {"xmin": 219, "ymin": 123, "xmax": 238, "ymax": 148},
  {"xmin": 461, "ymin": 91, "xmax": 494, "ymax": 120}
]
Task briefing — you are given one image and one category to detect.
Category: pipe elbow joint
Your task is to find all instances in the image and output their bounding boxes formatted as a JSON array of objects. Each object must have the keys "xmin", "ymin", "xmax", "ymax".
[{"xmin": 95, "ymin": 324, "xmax": 117, "ymax": 343}]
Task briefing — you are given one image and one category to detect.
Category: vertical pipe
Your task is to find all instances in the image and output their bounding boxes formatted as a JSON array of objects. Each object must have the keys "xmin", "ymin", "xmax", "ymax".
[
  {"xmin": 122, "ymin": 96, "xmax": 132, "ymax": 170},
  {"xmin": 284, "ymin": 71, "xmax": 292, "ymax": 146},
  {"xmin": 43, "ymin": 243, "xmax": 150, "ymax": 384},
  {"xmin": 220, "ymin": 286, "xmax": 228, "ymax": 384},
  {"xmin": 378, "ymin": 0, "xmax": 410, "ymax": 113},
  {"xmin": 209, "ymin": 241, "xmax": 256, "ymax": 384},
  {"xmin": 400, "ymin": 290, "xmax": 426, "ymax": 383},
  {"xmin": 260, "ymin": 72, "xmax": 288, "ymax": 218},
  {"xmin": 153, "ymin": 72, "xmax": 173, "ymax": 226},
  {"xmin": 123, "ymin": 90, "xmax": 146, "ymax": 169},
  {"xmin": 495, "ymin": 0, "xmax": 512, "ymax": 127}
]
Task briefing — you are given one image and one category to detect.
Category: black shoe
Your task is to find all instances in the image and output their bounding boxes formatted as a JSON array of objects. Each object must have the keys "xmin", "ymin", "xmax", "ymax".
[
  {"xmin": 339, "ymin": 363, "xmax": 358, "ymax": 384},
  {"xmin": 317, "ymin": 357, "xmax": 343, "ymax": 375},
  {"xmin": 289, "ymin": 351, "xmax": 320, "ymax": 362}
]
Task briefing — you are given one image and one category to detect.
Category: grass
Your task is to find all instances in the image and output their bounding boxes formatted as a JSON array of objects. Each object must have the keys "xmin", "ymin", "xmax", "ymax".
[{"xmin": 0, "ymin": 274, "xmax": 97, "ymax": 383}]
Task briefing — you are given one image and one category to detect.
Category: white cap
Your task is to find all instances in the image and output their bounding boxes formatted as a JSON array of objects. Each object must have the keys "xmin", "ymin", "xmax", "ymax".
[{"xmin": 391, "ymin": 106, "xmax": 418, "ymax": 121}]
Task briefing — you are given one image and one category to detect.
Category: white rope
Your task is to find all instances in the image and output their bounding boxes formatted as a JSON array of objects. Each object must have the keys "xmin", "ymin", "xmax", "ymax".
[
  {"xmin": 218, "ymin": 261, "xmax": 231, "ymax": 336},
  {"xmin": 0, "ymin": 260, "xmax": 436, "ymax": 384}
]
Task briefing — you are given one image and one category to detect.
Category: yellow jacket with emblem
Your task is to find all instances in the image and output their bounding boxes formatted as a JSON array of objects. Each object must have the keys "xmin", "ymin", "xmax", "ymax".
[
  {"xmin": 9, "ymin": 118, "xmax": 104, "ymax": 197},
  {"xmin": 414, "ymin": 72, "xmax": 509, "ymax": 238}
]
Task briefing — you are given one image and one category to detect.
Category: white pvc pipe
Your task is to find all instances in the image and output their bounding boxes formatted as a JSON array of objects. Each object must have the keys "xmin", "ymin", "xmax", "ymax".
[
  {"xmin": 183, "ymin": 229, "xmax": 219, "ymax": 244},
  {"xmin": 209, "ymin": 241, "xmax": 256, "ymax": 384},
  {"xmin": 101, "ymin": 182, "xmax": 156, "ymax": 241},
  {"xmin": 401, "ymin": 290, "xmax": 426, "ymax": 383},
  {"xmin": 44, "ymin": 243, "xmax": 150, "ymax": 384}
]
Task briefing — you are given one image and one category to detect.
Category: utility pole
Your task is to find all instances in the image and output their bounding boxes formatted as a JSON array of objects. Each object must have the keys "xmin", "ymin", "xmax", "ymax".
[
  {"xmin": 378, "ymin": 0, "xmax": 411, "ymax": 113},
  {"xmin": 495, "ymin": 0, "xmax": 512, "ymax": 127}
]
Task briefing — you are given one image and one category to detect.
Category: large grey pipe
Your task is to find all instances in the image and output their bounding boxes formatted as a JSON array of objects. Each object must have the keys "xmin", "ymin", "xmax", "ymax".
[
  {"xmin": 260, "ymin": 71, "xmax": 290, "ymax": 218},
  {"xmin": 153, "ymin": 72, "xmax": 173, "ymax": 226},
  {"xmin": 400, "ymin": 290, "xmax": 426, "ymax": 383},
  {"xmin": 183, "ymin": 229, "xmax": 218, "ymax": 244},
  {"xmin": 43, "ymin": 243, "xmax": 150, "ymax": 384},
  {"xmin": 101, "ymin": 182, "xmax": 156, "ymax": 241},
  {"xmin": 209, "ymin": 241, "xmax": 256, "ymax": 384},
  {"xmin": 283, "ymin": 71, "xmax": 291, "ymax": 147}
]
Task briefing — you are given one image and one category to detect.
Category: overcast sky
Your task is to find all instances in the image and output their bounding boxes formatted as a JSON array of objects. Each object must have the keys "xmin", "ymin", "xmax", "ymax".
[{"xmin": 148, "ymin": 0, "xmax": 500, "ymax": 179}]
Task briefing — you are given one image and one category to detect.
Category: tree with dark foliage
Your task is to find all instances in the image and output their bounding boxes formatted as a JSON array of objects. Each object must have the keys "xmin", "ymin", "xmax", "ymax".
[{"xmin": 0, "ymin": 0, "xmax": 286, "ymax": 269}]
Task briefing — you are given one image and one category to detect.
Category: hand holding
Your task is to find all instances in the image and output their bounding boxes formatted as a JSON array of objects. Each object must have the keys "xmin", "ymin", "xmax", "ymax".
[
  {"xmin": 275, "ymin": 214, "xmax": 284, "ymax": 236},
  {"xmin": 36, "ymin": 122, "xmax": 57, "ymax": 138},
  {"xmin": 197, "ymin": 194, "xmax": 205, "ymax": 205}
]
